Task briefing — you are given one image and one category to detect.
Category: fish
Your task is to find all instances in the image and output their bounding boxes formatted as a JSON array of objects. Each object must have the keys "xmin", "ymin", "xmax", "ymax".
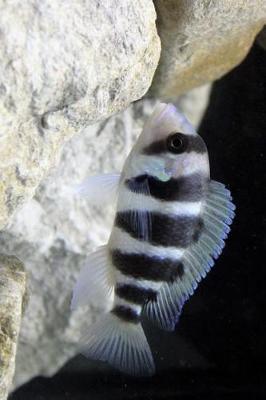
[{"xmin": 71, "ymin": 103, "xmax": 235, "ymax": 376}]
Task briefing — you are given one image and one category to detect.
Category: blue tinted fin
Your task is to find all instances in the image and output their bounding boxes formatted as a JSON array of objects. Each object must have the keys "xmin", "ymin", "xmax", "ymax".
[
  {"xmin": 144, "ymin": 180, "xmax": 235, "ymax": 331},
  {"xmin": 80, "ymin": 313, "xmax": 155, "ymax": 376}
]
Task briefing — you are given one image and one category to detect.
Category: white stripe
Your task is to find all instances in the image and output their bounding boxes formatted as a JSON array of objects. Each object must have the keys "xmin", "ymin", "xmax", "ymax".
[
  {"xmin": 109, "ymin": 227, "xmax": 185, "ymax": 260},
  {"xmin": 117, "ymin": 185, "xmax": 202, "ymax": 215},
  {"xmin": 114, "ymin": 271, "xmax": 162, "ymax": 292},
  {"xmin": 113, "ymin": 296, "xmax": 142, "ymax": 314}
]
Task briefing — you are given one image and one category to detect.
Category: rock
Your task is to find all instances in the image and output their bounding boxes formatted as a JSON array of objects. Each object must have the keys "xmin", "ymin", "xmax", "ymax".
[
  {"xmin": 257, "ymin": 25, "xmax": 266, "ymax": 50},
  {"xmin": 0, "ymin": 0, "xmax": 160, "ymax": 230},
  {"xmin": 0, "ymin": 94, "xmax": 210, "ymax": 390},
  {"xmin": 0, "ymin": 255, "xmax": 27, "ymax": 400},
  {"xmin": 174, "ymin": 84, "xmax": 211, "ymax": 127},
  {"xmin": 150, "ymin": 0, "xmax": 266, "ymax": 98}
]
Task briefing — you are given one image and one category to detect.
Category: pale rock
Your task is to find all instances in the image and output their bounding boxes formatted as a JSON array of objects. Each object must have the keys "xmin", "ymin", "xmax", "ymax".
[
  {"xmin": 257, "ymin": 25, "xmax": 266, "ymax": 50},
  {"xmin": 0, "ymin": 93, "xmax": 210, "ymax": 389},
  {"xmin": 151, "ymin": 0, "xmax": 266, "ymax": 98},
  {"xmin": 0, "ymin": 255, "xmax": 27, "ymax": 400},
  {"xmin": 0, "ymin": 0, "xmax": 160, "ymax": 230}
]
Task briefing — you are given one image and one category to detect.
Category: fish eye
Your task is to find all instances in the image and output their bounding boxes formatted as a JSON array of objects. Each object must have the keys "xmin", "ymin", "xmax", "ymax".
[{"xmin": 166, "ymin": 133, "xmax": 186, "ymax": 154}]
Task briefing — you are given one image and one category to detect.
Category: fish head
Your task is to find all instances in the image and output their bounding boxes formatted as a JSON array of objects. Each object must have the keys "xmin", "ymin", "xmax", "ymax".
[{"xmin": 129, "ymin": 103, "xmax": 210, "ymax": 181}]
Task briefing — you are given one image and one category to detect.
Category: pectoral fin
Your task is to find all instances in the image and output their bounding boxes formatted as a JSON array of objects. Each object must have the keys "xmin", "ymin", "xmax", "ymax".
[
  {"xmin": 125, "ymin": 175, "xmax": 152, "ymax": 241},
  {"xmin": 73, "ymin": 173, "xmax": 121, "ymax": 206}
]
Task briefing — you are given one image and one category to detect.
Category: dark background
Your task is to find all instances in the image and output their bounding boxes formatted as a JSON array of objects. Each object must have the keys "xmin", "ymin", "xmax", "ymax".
[{"xmin": 10, "ymin": 42, "xmax": 266, "ymax": 399}]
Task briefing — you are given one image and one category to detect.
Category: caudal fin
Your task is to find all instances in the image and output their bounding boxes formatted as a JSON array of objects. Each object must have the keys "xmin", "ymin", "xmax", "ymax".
[{"xmin": 80, "ymin": 313, "xmax": 155, "ymax": 376}]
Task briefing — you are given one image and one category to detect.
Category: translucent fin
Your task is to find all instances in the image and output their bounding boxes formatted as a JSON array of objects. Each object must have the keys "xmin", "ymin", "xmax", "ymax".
[
  {"xmin": 71, "ymin": 245, "xmax": 114, "ymax": 310},
  {"xmin": 80, "ymin": 313, "xmax": 155, "ymax": 376},
  {"xmin": 127, "ymin": 176, "xmax": 152, "ymax": 241},
  {"xmin": 145, "ymin": 283, "xmax": 185, "ymax": 331},
  {"xmin": 73, "ymin": 173, "xmax": 120, "ymax": 206},
  {"xmin": 144, "ymin": 180, "xmax": 235, "ymax": 331}
]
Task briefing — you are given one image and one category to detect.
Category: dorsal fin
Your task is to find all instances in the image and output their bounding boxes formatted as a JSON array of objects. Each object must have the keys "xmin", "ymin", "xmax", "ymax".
[{"xmin": 144, "ymin": 180, "xmax": 235, "ymax": 331}]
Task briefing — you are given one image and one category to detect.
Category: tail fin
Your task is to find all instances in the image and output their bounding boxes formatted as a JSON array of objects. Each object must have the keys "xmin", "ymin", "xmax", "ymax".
[{"xmin": 80, "ymin": 313, "xmax": 155, "ymax": 376}]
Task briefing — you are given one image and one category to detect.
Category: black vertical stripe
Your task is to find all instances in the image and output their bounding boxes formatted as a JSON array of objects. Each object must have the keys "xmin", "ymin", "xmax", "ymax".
[
  {"xmin": 112, "ymin": 305, "xmax": 140, "ymax": 323},
  {"xmin": 115, "ymin": 284, "xmax": 157, "ymax": 305},
  {"xmin": 142, "ymin": 134, "xmax": 207, "ymax": 155},
  {"xmin": 192, "ymin": 219, "xmax": 205, "ymax": 242},
  {"xmin": 115, "ymin": 211, "xmax": 203, "ymax": 247},
  {"xmin": 112, "ymin": 250, "xmax": 184, "ymax": 283},
  {"xmin": 125, "ymin": 173, "xmax": 208, "ymax": 202}
]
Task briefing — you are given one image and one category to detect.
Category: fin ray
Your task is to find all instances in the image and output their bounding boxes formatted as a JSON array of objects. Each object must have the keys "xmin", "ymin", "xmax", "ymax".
[
  {"xmin": 80, "ymin": 313, "xmax": 155, "ymax": 376},
  {"xmin": 126, "ymin": 176, "xmax": 152, "ymax": 241},
  {"xmin": 71, "ymin": 245, "xmax": 114, "ymax": 310},
  {"xmin": 73, "ymin": 173, "xmax": 120, "ymax": 206},
  {"xmin": 144, "ymin": 180, "xmax": 235, "ymax": 331}
]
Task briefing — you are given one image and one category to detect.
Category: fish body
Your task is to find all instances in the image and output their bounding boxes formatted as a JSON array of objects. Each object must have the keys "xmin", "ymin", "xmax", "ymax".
[{"xmin": 71, "ymin": 103, "xmax": 235, "ymax": 376}]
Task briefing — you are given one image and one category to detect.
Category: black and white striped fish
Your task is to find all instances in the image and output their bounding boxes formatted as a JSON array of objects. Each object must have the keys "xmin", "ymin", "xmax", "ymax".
[{"xmin": 71, "ymin": 103, "xmax": 235, "ymax": 376}]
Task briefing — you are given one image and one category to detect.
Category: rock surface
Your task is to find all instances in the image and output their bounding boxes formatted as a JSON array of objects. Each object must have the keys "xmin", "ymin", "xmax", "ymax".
[
  {"xmin": 151, "ymin": 0, "xmax": 266, "ymax": 98},
  {"xmin": 0, "ymin": 93, "xmax": 210, "ymax": 389},
  {"xmin": 0, "ymin": 255, "xmax": 27, "ymax": 400},
  {"xmin": 0, "ymin": 0, "xmax": 160, "ymax": 230},
  {"xmin": 257, "ymin": 25, "xmax": 266, "ymax": 50}
]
